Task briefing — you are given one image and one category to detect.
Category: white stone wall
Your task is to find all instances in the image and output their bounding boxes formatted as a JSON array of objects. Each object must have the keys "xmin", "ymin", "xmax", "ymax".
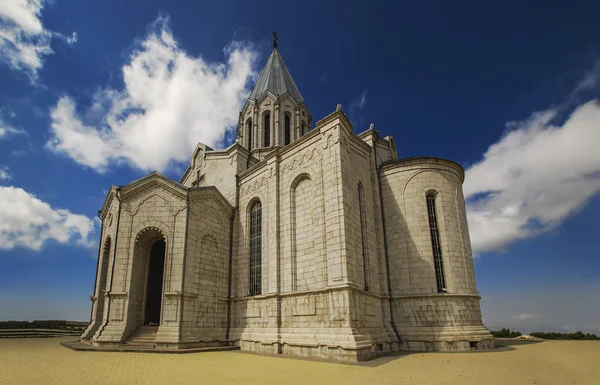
[
  {"xmin": 357, "ymin": 129, "xmax": 397, "ymax": 167},
  {"xmin": 379, "ymin": 158, "xmax": 493, "ymax": 350},
  {"xmin": 180, "ymin": 188, "xmax": 233, "ymax": 346},
  {"xmin": 339, "ymin": 128, "xmax": 384, "ymax": 294},
  {"xmin": 229, "ymin": 111, "xmax": 400, "ymax": 360},
  {"xmin": 338, "ymin": 122, "xmax": 399, "ymax": 355},
  {"xmin": 93, "ymin": 176, "xmax": 188, "ymax": 346},
  {"xmin": 87, "ymin": 109, "xmax": 492, "ymax": 359},
  {"xmin": 82, "ymin": 188, "xmax": 120, "ymax": 341},
  {"xmin": 380, "ymin": 158, "xmax": 476, "ymax": 295},
  {"xmin": 180, "ymin": 144, "xmax": 250, "ymax": 206}
]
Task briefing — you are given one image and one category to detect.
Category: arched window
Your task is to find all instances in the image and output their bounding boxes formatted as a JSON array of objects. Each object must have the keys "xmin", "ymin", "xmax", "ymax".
[
  {"xmin": 249, "ymin": 200, "xmax": 262, "ymax": 296},
  {"xmin": 302, "ymin": 121, "xmax": 307, "ymax": 136},
  {"xmin": 246, "ymin": 118, "xmax": 253, "ymax": 150},
  {"xmin": 426, "ymin": 191, "xmax": 446, "ymax": 292},
  {"xmin": 291, "ymin": 174, "xmax": 315, "ymax": 291},
  {"xmin": 264, "ymin": 114, "xmax": 270, "ymax": 147},
  {"xmin": 284, "ymin": 114, "xmax": 291, "ymax": 145},
  {"xmin": 358, "ymin": 183, "xmax": 369, "ymax": 291}
]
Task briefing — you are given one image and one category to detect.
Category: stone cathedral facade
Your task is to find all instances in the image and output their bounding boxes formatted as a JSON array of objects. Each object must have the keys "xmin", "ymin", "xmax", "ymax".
[{"xmin": 81, "ymin": 41, "xmax": 494, "ymax": 361}]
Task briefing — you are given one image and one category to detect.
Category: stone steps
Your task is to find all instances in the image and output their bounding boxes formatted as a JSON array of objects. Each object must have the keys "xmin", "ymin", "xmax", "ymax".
[{"xmin": 124, "ymin": 326, "xmax": 158, "ymax": 347}]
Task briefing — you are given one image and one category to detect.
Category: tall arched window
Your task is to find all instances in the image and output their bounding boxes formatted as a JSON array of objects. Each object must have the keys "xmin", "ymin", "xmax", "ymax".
[
  {"xmin": 302, "ymin": 121, "xmax": 307, "ymax": 136},
  {"xmin": 358, "ymin": 183, "xmax": 369, "ymax": 291},
  {"xmin": 249, "ymin": 200, "xmax": 262, "ymax": 296},
  {"xmin": 264, "ymin": 114, "xmax": 270, "ymax": 147},
  {"xmin": 426, "ymin": 191, "xmax": 446, "ymax": 292},
  {"xmin": 284, "ymin": 114, "xmax": 291, "ymax": 145},
  {"xmin": 246, "ymin": 118, "xmax": 253, "ymax": 150}
]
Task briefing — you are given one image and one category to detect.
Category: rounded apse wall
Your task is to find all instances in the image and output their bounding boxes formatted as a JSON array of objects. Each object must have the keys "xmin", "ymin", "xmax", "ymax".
[{"xmin": 379, "ymin": 157, "xmax": 493, "ymax": 351}]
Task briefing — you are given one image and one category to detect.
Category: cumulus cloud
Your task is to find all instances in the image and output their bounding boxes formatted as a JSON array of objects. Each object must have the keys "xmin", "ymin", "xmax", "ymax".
[
  {"xmin": 465, "ymin": 100, "xmax": 600, "ymax": 253},
  {"xmin": 0, "ymin": 0, "xmax": 77, "ymax": 80},
  {"xmin": 0, "ymin": 186, "xmax": 96, "ymax": 250},
  {"xmin": 47, "ymin": 16, "xmax": 257, "ymax": 173}
]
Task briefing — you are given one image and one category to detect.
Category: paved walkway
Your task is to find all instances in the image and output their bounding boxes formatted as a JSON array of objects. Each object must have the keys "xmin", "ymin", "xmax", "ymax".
[{"xmin": 0, "ymin": 337, "xmax": 597, "ymax": 385}]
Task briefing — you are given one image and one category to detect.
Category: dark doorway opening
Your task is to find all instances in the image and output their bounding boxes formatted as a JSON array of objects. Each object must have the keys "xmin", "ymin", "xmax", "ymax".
[{"xmin": 144, "ymin": 239, "xmax": 165, "ymax": 325}]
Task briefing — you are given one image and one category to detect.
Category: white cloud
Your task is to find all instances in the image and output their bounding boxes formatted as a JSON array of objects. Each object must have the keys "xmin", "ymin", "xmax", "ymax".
[
  {"xmin": 0, "ymin": 186, "xmax": 96, "ymax": 250},
  {"xmin": 350, "ymin": 89, "xmax": 368, "ymax": 110},
  {"xmin": 348, "ymin": 89, "xmax": 368, "ymax": 128},
  {"xmin": 513, "ymin": 313, "xmax": 539, "ymax": 321},
  {"xmin": 465, "ymin": 100, "xmax": 600, "ymax": 253},
  {"xmin": 0, "ymin": 0, "xmax": 77, "ymax": 80},
  {"xmin": 0, "ymin": 110, "xmax": 27, "ymax": 139},
  {"xmin": 47, "ymin": 16, "xmax": 257, "ymax": 173},
  {"xmin": 573, "ymin": 60, "xmax": 600, "ymax": 94},
  {"xmin": 0, "ymin": 166, "xmax": 10, "ymax": 181}
]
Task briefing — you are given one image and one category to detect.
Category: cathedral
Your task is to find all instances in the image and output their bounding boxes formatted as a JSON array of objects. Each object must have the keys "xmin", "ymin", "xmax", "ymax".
[{"xmin": 81, "ymin": 36, "xmax": 494, "ymax": 361}]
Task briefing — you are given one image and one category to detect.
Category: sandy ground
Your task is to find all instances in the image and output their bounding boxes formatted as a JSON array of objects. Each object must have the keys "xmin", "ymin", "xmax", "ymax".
[{"xmin": 0, "ymin": 337, "xmax": 598, "ymax": 385}]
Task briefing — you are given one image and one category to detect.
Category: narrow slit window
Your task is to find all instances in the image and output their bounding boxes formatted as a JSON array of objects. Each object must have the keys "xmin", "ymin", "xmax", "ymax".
[
  {"xmin": 302, "ymin": 121, "xmax": 307, "ymax": 136},
  {"xmin": 358, "ymin": 183, "xmax": 369, "ymax": 291},
  {"xmin": 284, "ymin": 115, "xmax": 291, "ymax": 145},
  {"xmin": 426, "ymin": 192, "xmax": 447, "ymax": 292},
  {"xmin": 249, "ymin": 201, "xmax": 262, "ymax": 296},
  {"xmin": 264, "ymin": 114, "xmax": 270, "ymax": 147},
  {"xmin": 247, "ymin": 118, "xmax": 253, "ymax": 150}
]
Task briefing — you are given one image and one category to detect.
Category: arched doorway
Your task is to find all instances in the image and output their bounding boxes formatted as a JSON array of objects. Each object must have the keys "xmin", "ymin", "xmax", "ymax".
[{"xmin": 144, "ymin": 239, "xmax": 165, "ymax": 325}]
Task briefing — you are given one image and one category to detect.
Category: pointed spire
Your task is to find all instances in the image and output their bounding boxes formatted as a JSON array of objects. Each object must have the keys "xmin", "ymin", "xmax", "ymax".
[{"xmin": 247, "ymin": 34, "xmax": 303, "ymax": 103}]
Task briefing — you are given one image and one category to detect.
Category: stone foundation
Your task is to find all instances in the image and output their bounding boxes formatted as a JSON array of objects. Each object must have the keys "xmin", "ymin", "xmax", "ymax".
[
  {"xmin": 399, "ymin": 331, "xmax": 495, "ymax": 352},
  {"xmin": 238, "ymin": 339, "xmax": 401, "ymax": 362}
]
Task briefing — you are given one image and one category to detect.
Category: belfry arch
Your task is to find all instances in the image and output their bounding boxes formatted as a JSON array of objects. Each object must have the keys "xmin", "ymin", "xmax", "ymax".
[{"xmin": 131, "ymin": 227, "xmax": 167, "ymax": 326}]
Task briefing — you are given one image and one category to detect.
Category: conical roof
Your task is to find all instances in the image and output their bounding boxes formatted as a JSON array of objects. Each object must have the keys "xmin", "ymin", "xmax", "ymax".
[{"xmin": 248, "ymin": 48, "xmax": 303, "ymax": 103}]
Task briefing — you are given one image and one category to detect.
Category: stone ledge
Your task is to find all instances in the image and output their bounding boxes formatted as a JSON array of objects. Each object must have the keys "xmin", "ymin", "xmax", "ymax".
[{"xmin": 60, "ymin": 340, "xmax": 239, "ymax": 354}]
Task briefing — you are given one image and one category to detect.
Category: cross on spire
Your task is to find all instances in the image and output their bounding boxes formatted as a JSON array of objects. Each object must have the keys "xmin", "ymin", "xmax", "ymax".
[{"xmin": 272, "ymin": 30, "xmax": 278, "ymax": 48}]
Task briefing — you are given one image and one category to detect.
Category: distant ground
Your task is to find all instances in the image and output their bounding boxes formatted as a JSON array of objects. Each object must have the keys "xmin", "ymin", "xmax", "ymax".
[
  {"xmin": 0, "ymin": 320, "xmax": 86, "ymax": 338},
  {"xmin": 0, "ymin": 337, "xmax": 597, "ymax": 385}
]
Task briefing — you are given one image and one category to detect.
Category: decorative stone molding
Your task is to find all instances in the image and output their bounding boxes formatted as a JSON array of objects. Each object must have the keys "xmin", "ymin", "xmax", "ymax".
[
  {"xmin": 229, "ymin": 152, "xmax": 237, "ymax": 165},
  {"xmin": 169, "ymin": 204, "xmax": 187, "ymax": 216},
  {"xmin": 281, "ymin": 147, "xmax": 319, "ymax": 174},
  {"xmin": 240, "ymin": 171, "xmax": 273, "ymax": 196},
  {"xmin": 135, "ymin": 226, "xmax": 167, "ymax": 243}
]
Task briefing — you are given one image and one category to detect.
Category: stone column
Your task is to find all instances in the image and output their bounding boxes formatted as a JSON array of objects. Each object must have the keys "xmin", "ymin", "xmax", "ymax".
[
  {"xmin": 274, "ymin": 102, "xmax": 280, "ymax": 146},
  {"xmin": 236, "ymin": 112, "xmax": 243, "ymax": 145},
  {"xmin": 253, "ymin": 106, "xmax": 259, "ymax": 150},
  {"xmin": 294, "ymin": 109, "xmax": 300, "ymax": 142}
]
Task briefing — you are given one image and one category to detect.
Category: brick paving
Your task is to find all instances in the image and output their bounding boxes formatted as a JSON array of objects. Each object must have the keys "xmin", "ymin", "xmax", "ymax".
[{"xmin": 0, "ymin": 337, "xmax": 597, "ymax": 385}]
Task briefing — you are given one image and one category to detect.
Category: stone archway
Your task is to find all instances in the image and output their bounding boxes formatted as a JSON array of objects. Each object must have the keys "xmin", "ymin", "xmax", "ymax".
[
  {"xmin": 144, "ymin": 239, "xmax": 165, "ymax": 325},
  {"xmin": 130, "ymin": 227, "xmax": 167, "ymax": 328}
]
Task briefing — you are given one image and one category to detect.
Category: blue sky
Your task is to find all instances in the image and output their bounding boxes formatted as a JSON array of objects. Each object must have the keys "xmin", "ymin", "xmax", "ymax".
[{"xmin": 1, "ymin": 0, "xmax": 599, "ymax": 333}]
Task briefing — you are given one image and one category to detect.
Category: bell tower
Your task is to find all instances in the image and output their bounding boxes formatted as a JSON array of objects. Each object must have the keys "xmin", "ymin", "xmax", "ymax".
[{"xmin": 237, "ymin": 32, "xmax": 311, "ymax": 158}]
